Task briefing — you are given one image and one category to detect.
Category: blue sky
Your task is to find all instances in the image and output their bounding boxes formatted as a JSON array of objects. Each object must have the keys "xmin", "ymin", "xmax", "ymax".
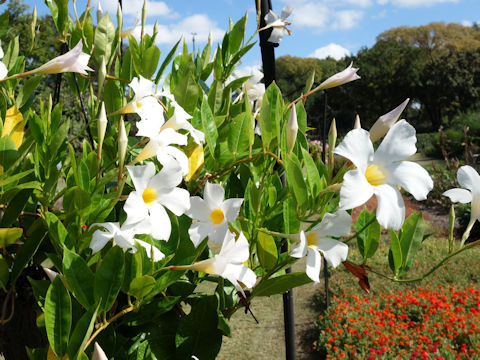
[{"xmin": 19, "ymin": 0, "xmax": 480, "ymax": 68}]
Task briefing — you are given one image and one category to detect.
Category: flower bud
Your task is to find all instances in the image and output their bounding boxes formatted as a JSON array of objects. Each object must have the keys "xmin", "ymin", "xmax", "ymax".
[
  {"xmin": 116, "ymin": 2, "xmax": 123, "ymax": 35},
  {"xmin": 141, "ymin": 0, "xmax": 147, "ymax": 35},
  {"xmin": 98, "ymin": 102, "xmax": 107, "ymax": 155},
  {"xmin": 286, "ymin": 105, "xmax": 298, "ymax": 153},
  {"xmin": 33, "ymin": 41, "xmax": 93, "ymax": 75},
  {"xmin": 318, "ymin": 62, "xmax": 360, "ymax": 91},
  {"xmin": 42, "ymin": 267, "xmax": 58, "ymax": 282},
  {"xmin": 97, "ymin": 0, "xmax": 103, "ymax": 23},
  {"xmin": 97, "ymin": 56, "xmax": 107, "ymax": 99},
  {"xmin": 30, "ymin": 6, "xmax": 37, "ymax": 52},
  {"xmin": 118, "ymin": 117, "xmax": 128, "ymax": 171},
  {"xmin": 369, "ymin": 98, "xmax": 409, "ymax": 142},
  {"xmin": 93, "ymin": 342, "xmax": 108, "ymax": 360},
  {"xmin": 328, "ymin": 117, "xmax": 337, "ymax": 151},
  {"xmin": 354, "ymin": 114, "xmax": 361, "ymax": 129}
]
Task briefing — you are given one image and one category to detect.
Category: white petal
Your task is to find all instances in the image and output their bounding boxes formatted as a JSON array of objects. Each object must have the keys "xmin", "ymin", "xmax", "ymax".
[
  {"xmin": 123, "ymin": 192, "xmax": 149, "ymax": 226},
  {"xmin": 374, "ymin": 120, "xmax": 417, "ymax": 165},
  {"xmin": 157, "ymin": 187, "xmax": 191, "ymax": 216},
  {"xmin": 93, "ymin": 342, "xmax": 108, "ymax": 360},
  {"xmin": 222, "ymin": 198, "xmax": 243, "ymax": 222},
  {"xmin": 313, "ymin": 210, "xmax": 352, "ymax": 239},
  {"xmin": 306, "ymin": 248, "xmax": 321, "ymax": 283},
  {"xmin": 220, "ymin": 231, "xmax": 249, "ymax": 263},
  {"xmin": 209, "ymin": 222, "xmax": 230, "ymax": 244},
  {"xmin": 267, "ymin": 28, "xmax": 284, "ymax": 43},
  {"xmin": 223, "ymin": 263, "xmax": 256, "ymax": 289},
  {"xmin": 386, "ymin": 161, "xmax": 433, "ymax": 200},
  {"xmin": 204, "ymin": 182, "xmax": 225, "ymax": 207},
  {"xmin": 156, "ymin": 127, "xmax": 188, "ymax": 146},
  {"xmin": 333, "ymin": 128, "xmax": 373, "ymax": 172},
  {"xmin": 188, "ymin": 222, "xmax": 213, "ymax": 247},
  {"xmin": 281, "ymin": 5, "xmax": 294, "ymax": 20},
  {"xmin": 186, "ymin": 197, "xmax": 210, "ymax": 222},
  {"xmin": 135, "ymin": 239, "xmax": 165, "ymax": 262},
  {"xmin": 150, "ymin": 159, "xmax": 183, "ymax": 189},
  {"xmin": 265, "ymin": 10, "xmax": 279, "ymax": 25},
  {"xmin": 443, "ymin": 188, "xmax": 472, "ymax": 204},
  {"xmin": 130, "ymin": 75, "xmax": 155, "ymax": 99},
  {"xmin": 290, "ymin": 231, "xmax": 307, "ymax": 258},
  {"xmin": 127, "ymin": 162, "xmax": 155, "ymax": 191},
  {"xmin": 369, "ymin": 98, "xmax": 409, "ymax": 142},
  {"xmin": 457, "ymin": 165, "xmax": 480, "ymax": 193},
  {"xmin": 0, "ymin": 62, "xmax": 7, "ymax": 80},
  {"xmin": 136, "ymin": 97, "xmax": 164, "ymax": 125},
  {"xmin": 158, "ymin": 146, "xmax": 189, "ymax": 176},
  {"xmin": 374, "ymin": 184, "xmax": 405, "ymax": 230},
  {"xmin": 148, "ymin": 203, "xmax": 171, "ymax": 240},
  {"xmin": 338, "ymin": 169, "xmax": 374, "ymax": 210},
  {"xmin": 90, "ymin": 230, "xmax": 113, "ymax": 254},
  {"xmin": 316, "ymin": 238, "xmax": 349, "ymax": 268}
]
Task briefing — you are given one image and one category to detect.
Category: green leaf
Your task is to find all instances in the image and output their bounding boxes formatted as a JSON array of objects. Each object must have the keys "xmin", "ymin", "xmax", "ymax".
[
  {"xmin": 48, "ymin": 119, "xmax": 69, "ymax": 159},
  {"xmin": 258, "ymin": 82, "xmax": 283, "ymax": 148},
  {"xmin": 301, "ymin": 147, "xmax": 322, "ymax": 198},
  {"xmin": 0, "ymin": 227, "xmax": 22, "ymax": 248},
  {"xmin": 16, "ymin": 75, "xmax": 41, "ymax": 108},
  {"xmin": 173, "ymin": 67, "xmax": 200, "ymax": 114},
  {"xmin": 141, "ymin": 46, "xmax": 161, "ymax": 78},
  {"xmin": 45, "ymin": 212, "xmax": 69, "ymax": 247},
  {"xmin": 93, "ymin": 14, "xmax": 116, "ymax": 65},
  {"xmin": 45, "ymin": 276, "xmax": 71, "ymax": 357},
  {"xmin": 399, "ymin": 212, "xmax": 424, "ymax": 273},
  {"xmin": 155, "ymin": 39, "xmax": 181, "ymax": 85},
  {"xmin": 63, "ymin": 248, "xmax": 95, "ymax": 308},
  {"xmin": 207, "ymin": 80, "xmax": 223, "ymax": 115},
  {"xmin": 0, "ymin": 168, "xmax": 33, "ymax": 187},
  {"xmin": 388, "ymin": 230, "xmax": 402, "ymax": 276},
  {"xmin": 0, "ymin": 136, "xmax": 18, "ymax": 170},
  {"xmin": 228, "ymin": 14, "xmax": 247, "ymax": 56},
  {"xmin": 128, "ymin": 275, "xmax": 155, "ymax": 299},
  {"xmin": 11, "ymin": 218, "xmax": 47, "ymax": 283},
  {"xmin": 94, "ymin": 246, "xmax": 125, "ymax": 312},
  {"xmin": 356, "ymin": 208, "xmax": 380, "ymax": 260},
  {"xmin": 28, "ymin": 277, "xmax": 50, "ymax": 309},
  {"xmin": 77, "ymin": 160, "xmax": 90, "ymax": 191},
  {"xmin": 0, "ymin": 189, "xmax": 33, "ymax": 227},
  {"xmin": 67, "ymin": 303, "xmax": 100, "ymax": 360},
  {"xmin": 285, "ymin": 153, "xmax": 308, "ymax": 208},
  {"xmin": 200, "ymin": 99, "xmax": 218, "ymax": 155},
  {"xmin": 175, "ymin": 297, "xmax": 223, "ymax": 359},
  {"xmin": 227, "ymin": 112, "xmax": 251, "ymax": 159},
  {"xmin": 283, "ymin": 198, "xmax": 300, "ymax": 234},
  {"xmin": 63, "ymin": 186, "xmax": 91, "ymax": 217},
  {"xmin": 257, "ymin": 233, "xmax": 278, "ymax": 271},
  {"xmin": 253, "ymin": 272, "xmax": 311, "ymax": 296}
]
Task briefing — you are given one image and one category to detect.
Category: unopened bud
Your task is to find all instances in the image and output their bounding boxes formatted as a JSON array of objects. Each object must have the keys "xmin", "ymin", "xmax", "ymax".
[
  {"xmin": 354, "ymin": 114, "xmax": 361, "ymax": 129},
  {"xmin": 97, "ymin": 0, "xmax": 103, "ymax": 23},
  {"xmin": 97, "ymin": 56, "xmax": 107, "ymax": 99},
  {"xmin": 30, "ymin": 6, "xmax": 37, "ymax": 51},
  {"xmin": 118, "ymin": 117, "xmax": 128, "ymax": 171},
  {"xmin": 141, "ymin": 0, "xmax": 147, "ymax": 35},
  {"xmin": 318, "ymin": 62, "xmax": 360, "ymax": 91},
  {"xmin": 42, "ymin": 267, "xmax": 58, "ymax": 282},
  {"xmin": 93, "ymin": 342, "xmax": 108, "ymax": 360},
  {"xmin": 98, "ymin": 102, "xmax": 107, "ymax": 155},
  {"xmin": 328, "ymin": 117, "xmax": 337, "ymax": 151},
  {"xmin": 369, "ymin": 98, "xmax": 409, "ymax": 142},
  {"xmin": 152, "ymin": 20, "xmax": 159, "ymax": 41},
  {"xmin": 286, "ymin": 105, "xmax": 298, "ymax": 153},
  {"xmin": 116, "ymin": 2, "xmax": 123, "ymax": 36}
]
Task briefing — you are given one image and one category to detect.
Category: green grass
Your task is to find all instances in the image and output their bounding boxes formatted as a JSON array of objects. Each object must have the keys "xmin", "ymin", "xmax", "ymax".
[{"xmin": 217, "ymin": 220, "xmax": 480, "ymax": 359}]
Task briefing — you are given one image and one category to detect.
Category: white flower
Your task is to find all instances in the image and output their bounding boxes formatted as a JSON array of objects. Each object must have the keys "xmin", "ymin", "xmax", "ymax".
[
  {"xmin": 369, "ymin": 98, "xmax": 410, "ymax": 142},
  {"xmin": 353, "ymin": 114, "xmax": 361, "ymax": 129},
  {"xmin": 90, "ymin": 222, "xmax": 165, "ymax": 262},
  {"xmin": 123, "ymin": 161, "xmax": 190, "ymax": 240},
  {"xmin": 124, "ymin": 75, "xmax": 165, "ymax": 126},
  {"xmin": 264, "ymin": 6, "xmax": 293, "ymax": 43},
  {"xmin": 0, "ymin": 41, "xmax": 7, "ymax": 80},
  {"xmin": 34, "ymin": 41, "xmax": 93, "ymax": 75},
  {"xmin": 443, "ymin": 165, "xmax": 480, "ymax": 237},
  {"xmin": 290, "ymin": 211, "xmax": 351, "ymax": 283},
  {"xmin": 187, "ymin": 182, "xmax": 243, "ymax": 247},
  {"xmin": 317, "ymin": 62, "xmax": 360, "ymax": 90},
  {"xmin": 333, "ymin": 120, "xmax": 433, "ymax": 230},
  {"xmin": 228, "ymin": 67, "xmax": 265, "ymax": 118},
  {"xmin": 173, "ymin": 231, "xmax": 256, "ymax": 297}
]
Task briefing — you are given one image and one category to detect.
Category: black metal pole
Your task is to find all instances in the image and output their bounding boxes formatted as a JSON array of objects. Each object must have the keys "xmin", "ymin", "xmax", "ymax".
[
  {"xmin": 322, "ymin": 91, "xmax": 330, "ymax": 310},
  {"xmin": 255, "ymin": 1, "xmax": 295, "ymax": 359}
]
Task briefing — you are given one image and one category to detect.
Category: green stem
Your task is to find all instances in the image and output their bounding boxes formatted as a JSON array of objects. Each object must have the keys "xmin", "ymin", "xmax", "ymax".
[{"xmin": 343, "ymin": 217, "xmax": 376, "ymax": 244}]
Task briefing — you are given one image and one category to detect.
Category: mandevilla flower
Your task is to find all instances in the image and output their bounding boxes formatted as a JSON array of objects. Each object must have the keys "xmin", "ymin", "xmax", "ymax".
[
  {"xmin": 123, "ymin": 161, "xmax": 190, "ymax": 240},
  {"xmin": 286, "ymin": 105, "xmax": 298, "ymax": 153},
  {"xmin": 187, "ymin": 182, "xmax": 243, "ymax": 247},
  {"xmin": 264, "ymin": 5, "xmax": 293, "ymax": 43},
  {"xmin": 369, "ymin": 98, "xmax": 410, "ymax": 142},
  {"xmin": 290, "ymin": 210, "xmax": 351, "ymax": 283},
  {"xmin": 333, "ymin": 120, "xmax": 433, "ymax": 230},
  {"xmin": 33, "ymin": 41, "xmax": 93, "ymax": 75},
  {"xmin": 443, "ymin": 165, "xmax": 480, "ymax": 243},
  {"xmin": 317, "ymin": 62, "xmax": 360, "ymax": 90},
  {"xmin": 171, "ymin": 231, "xmax": 256, "ymax": 297},
  {"xmin": 90, "ymin": 222, "xmax": 165, "ymax": 261}
]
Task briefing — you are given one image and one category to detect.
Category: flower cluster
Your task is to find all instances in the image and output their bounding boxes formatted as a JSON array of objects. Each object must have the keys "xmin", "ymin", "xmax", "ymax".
[{"xmin": 316, "ymin": 286, "xmax": 480, "ymax": 359}]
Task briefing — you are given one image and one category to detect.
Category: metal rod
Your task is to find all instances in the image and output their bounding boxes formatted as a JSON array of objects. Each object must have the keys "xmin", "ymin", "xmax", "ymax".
[
  {"xmin": 256, "ymin": 1, "xmax": 295, "ymax": 358},
  {"xmin": 322, "ymin": 91, "xmax": 330, "ymax": 310}
]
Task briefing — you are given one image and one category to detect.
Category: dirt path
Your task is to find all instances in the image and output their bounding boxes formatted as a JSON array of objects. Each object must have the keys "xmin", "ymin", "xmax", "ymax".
[{"xmin": 217, "ymin": 197, "xmax": 449, "ymax": 360}]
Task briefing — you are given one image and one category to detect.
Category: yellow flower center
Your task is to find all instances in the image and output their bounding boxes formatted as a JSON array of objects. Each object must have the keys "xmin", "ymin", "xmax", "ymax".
[
  {"xmin": 365, "ymin": 164, "xmax": 387, "ymax": 186},
  {"xmin": 306, "ymin": 232, "xmax": 317, "ymax": 248},
  {"xmin": 136, "ymin": 100, "xmax": 142, "ymax": 109},
  {"xmin": 210, "ymin": 208, "xmax": 225, "ymax": 225},
  {"xmin": 142, "ymin": 187, "xmax": 158, "ymax": 204}
]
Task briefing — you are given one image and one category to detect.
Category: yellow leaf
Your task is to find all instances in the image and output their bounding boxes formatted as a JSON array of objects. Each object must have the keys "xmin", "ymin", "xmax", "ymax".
[
  {"xmin": 2, "ymin": 105, "xmax": 24, "ymax": 149},
  {"xmin": 185, "ymin": 144, "xmax": 204, "ymax": 182},
  {"xmin": 47, "ymin": 346, "xmax": 69, "ymax": 360}
]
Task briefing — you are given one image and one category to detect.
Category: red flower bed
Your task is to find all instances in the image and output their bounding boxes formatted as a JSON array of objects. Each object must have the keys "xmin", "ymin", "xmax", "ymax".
[{"xmin": 315, "ymin": 286, "xmax": 480, "ymax": 359}]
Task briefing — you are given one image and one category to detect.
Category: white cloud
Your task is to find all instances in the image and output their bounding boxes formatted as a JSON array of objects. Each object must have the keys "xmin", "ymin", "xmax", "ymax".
[
  {"xmin": 377, "ymin": 0, "xmax": 389, "ymax": 4},
  {"xmin": 462, "ymin": 20, "xmax": 473, "ymax": 27},
  {"xmin": 100, "ymin": 0, "xmax": 177, "ymax": 18},
  {"xmin": 332, "ymin": 10, "xmax": 364, "ymax": 30},
  {"xmin": 291, "ymin": 2, "xmax": 330, "ymax": 29},
  {"xmin": 308, "ymin": 43, "xmax": 351, "ymax": 60},
  {"xmin": 338, "ymin": 0, "xmax": 373, "ymax": 7},
  {"xmin": 372, "ymin": 9, "xmax": 387, "ymax": 19},
  {"xmin": 132, "ymin": 14, "xmax": 225, "ymax": 45},
  {"xmin": 390, "ymin": 0, "xmax": 458, "ymax": 7}
]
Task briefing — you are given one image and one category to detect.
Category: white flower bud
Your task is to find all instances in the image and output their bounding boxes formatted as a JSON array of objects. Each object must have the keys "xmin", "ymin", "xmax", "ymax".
[{"xmin": 286, "ymin": 105, "xmax": 298, "ymax": 153}]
